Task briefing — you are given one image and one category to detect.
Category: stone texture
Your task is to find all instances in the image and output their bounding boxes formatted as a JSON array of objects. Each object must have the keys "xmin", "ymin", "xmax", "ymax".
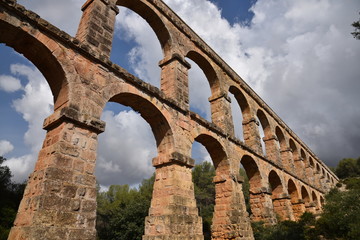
[{"xmin": 0, "ymin": 0, "xmax": 339, "ymax": 239}]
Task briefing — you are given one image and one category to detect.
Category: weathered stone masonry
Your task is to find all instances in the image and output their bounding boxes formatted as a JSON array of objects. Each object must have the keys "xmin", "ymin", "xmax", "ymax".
[{"xmin": 0, "ymin": 0, "xmax": 338, "ymax": 239}]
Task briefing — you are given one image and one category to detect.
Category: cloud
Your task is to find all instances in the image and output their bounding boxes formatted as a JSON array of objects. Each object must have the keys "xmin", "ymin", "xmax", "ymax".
[
  {"xmin": 0, "ymin": 75, "xmax": 22, "ymax": 92},
  {"xmin": 3, "ymin": 64, "xmax": 53, "ymax": 182},
  {"xmin": 0, "ymin": 140, "xmax": 14, "ymax": 156},
  {"xmin": 96, "ymin": 110, "xmax": 157, "ymax": 187},
  {"xmin": 17, "ymin": 0, "xmax": 83, "ymax": 36},
  {"xmin": 4, "ymin": 0, "xmax": 360, "ymax": 188},
  {"xmin": 165, "ymin": 0, "xmax": 360, "ymax": 166}
]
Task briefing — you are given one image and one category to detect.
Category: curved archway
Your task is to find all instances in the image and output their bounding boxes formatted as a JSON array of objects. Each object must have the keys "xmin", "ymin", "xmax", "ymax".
[
  {"xmin": 116, "ymin": 0, "xmax": 172, "ymax": 54},
  {"xmin": 288, "ymin": 179, "xmax": 303, "ymax": 220},
  {"xmin": 229, "ymin": 86, "xmax": 250, "ymax": 140},
  {"xmin": 0, "ymin": 21, "xmax": 68, "ymax": 109},
  {"xmin": 268, "ymin": 170, "xmax": 290, "ymax": 220},
  {"xmin": 312, "ymin": 191, "xmax": 319, "ymax": 212},
  {"xmin": 240, "ymin": 155, "xmax": 268, "ymax": 222},
  {"xmin": 186, "ymin": 51, "xmax": 218, "ymax": 121},
  {"xmin": 109, "ymin": 92, "xmax": 174, "ymax": 154},
  {"xmin": 193, "ymin": 134, "xmax": 227, "ymax": 170},
  {"xmin": 186, "ymin": 51, "xmax": 218, "ymax": 92},
  {"xmin": 257, "ymin": 109, "xmax": 271, "ymax": 156},
  {"xmin": 276, "ymin": 127, "xmax": 291, "ymax": 170},
  {"xmin": 301, "ymin": 186, "xmax": 311, "ymax": 212}
]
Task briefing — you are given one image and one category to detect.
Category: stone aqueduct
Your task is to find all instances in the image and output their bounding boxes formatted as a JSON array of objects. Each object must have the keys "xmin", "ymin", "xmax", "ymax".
[{"xmin": 1, "ymin": 0, "xmax": 338, "ymax": 239}]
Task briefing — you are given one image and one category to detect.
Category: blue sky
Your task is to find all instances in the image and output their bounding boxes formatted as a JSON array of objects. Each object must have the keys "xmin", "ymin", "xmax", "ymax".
[{"xmin": 1, "ymin": 0, "xmax": 360, "ymax": 187}]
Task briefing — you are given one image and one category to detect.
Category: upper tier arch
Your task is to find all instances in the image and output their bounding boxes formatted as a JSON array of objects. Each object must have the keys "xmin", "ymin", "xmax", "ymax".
[
  {"xmin": 116, "ymin": 0, "xmax": 173, "ymax": 54},
  {"xmin": 0, "ymin": 20, "xmax": 68, "ymax": 109}
]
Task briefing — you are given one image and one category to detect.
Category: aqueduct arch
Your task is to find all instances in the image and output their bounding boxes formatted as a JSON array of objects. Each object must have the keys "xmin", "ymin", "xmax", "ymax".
[{"xmin": 2, "ymin": 0, "xmax": 337, "ymax": 239}]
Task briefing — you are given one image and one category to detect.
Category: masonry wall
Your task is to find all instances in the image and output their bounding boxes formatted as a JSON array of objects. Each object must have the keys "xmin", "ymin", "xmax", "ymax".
[{"xmin": 0, "ymin": 0, "xmax": 338, "ymax": 239}]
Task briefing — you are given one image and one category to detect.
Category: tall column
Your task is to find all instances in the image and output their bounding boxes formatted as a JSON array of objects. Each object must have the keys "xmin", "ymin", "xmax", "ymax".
[
  {"xmin": 212, "ymin": 173, "xmax": 254, "ymax": 240},
  {"xmin": 159, "ymin": 54, "xmax": 191, "ymax": 110},
  {"xmin": 294, "ymin": 157, "xmax": 306, "ymax": 179},
  {"xmin": 249, "ymin": 188, "xmax": 277, "ymax": 225},
  {"xmin": 8, "ymin": 107, "xmax": 105, "ymax": 240},
  {"xmin": 144, "ymin": 152, "xmax": 203, "ymax": 240},
  {"xmin": 280, "ymin": 148, "xmax": 295, "ymax": 174},
  {"xmin": 263, "ymin": 135, "xmax": 282, "ymax": 166},
  {"xmin": 271, "ymin": 194, "xmax": 295, "ymax": 221},
  {"xmin": 76, "ymin": 0, "xmax": 119, "ymax": 58},
  {"xmin": 209, "ymin": 92, "xmax": 234, "ymax": 135},
  {"xmin": 291, "ymin": 199, "xmax": 306, "ymax": 220},
  {"xmin": 242, "ymin": 118, "xmax": 262, "ymax": 154}
]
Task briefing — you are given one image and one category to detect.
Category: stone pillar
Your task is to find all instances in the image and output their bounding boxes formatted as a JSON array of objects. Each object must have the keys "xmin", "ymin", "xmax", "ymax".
[
  {"xmin": 280, "ymin": 148, "xmax": 295, "ymax": 174},
  {"xmin": 294, "ymin": 157, "xmax": 306, "ymax": 179},
  {"xmin": 209, "ymin": 92, "xmax": 234, "ymax": 135},
  {"xmin": 263, "ymin": 135, "xmax": 281, "ymax": 166},
  {"xmin": 242, "ymin": 118, "xmax": 262, "ymax": 154},
  {"xmin": 159, "ymin": 54, "xmax": 191, "ymax": 110},
  {"xmin": 8, "ymin": 107, "xmax": 105, "ymax": 240},
  {"xmin": 305, "ymin": 165, "xmax": 314, "ymax": 185},
  {"xmin": 143, "ymin": 152, "xmax": 203, "ymax": 240},
  {"xmin": 212, "ymin": 173, "xmax": 254, "ymax": 240},
  {"xmin": 291, "ymin": 199, "xmax": 306, "ymax": 220},
  {"xmin": 76, "ymin": 0, "xmax": 119, "ymax": 58},
  {"xmin": 305, "ymin": 202, "xmax": 317, "ymax": 214},
  {"xmin": 271, "ymin": 194, "xmax": 294, "ymax": 221},
  {"xmin": 249, "ymin": 188, "xmax": 277, "ymax": 225}
]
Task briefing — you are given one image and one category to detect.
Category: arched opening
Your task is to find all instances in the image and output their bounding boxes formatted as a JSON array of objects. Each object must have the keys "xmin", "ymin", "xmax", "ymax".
[
  {"xmin": 0, "ymin": 21, "xmax": 67, "ymax": 238},
  {"xmin": 275, "ymin": 126, "xmax": 287, "ymax": 167},
  {"xmin": 257, "ymin": 109, "xmax": 271, "ymax": 156},
  {"xmin": 320, "ymin": 195, "xmax": 325, "ymax": 208},
  {"xmin": 288, "ymin": 179, "xmax": 301, "ymax": 220},
  {"xmin": 312, "ymin": 191, "xmax": 319, "ymax": 212},
  {"xmin": 186, "ymin": 51, "xmax": 218, "ymax": 121},
  {"xmin": 289, "ymin": 139, "xmax": 299, "ymax": 161},
  {"xmin": 229, "ymin": 86, "xmax": 250, "ymax": 140},
  {"xmin": 186, "ymin": 57, "xmax": 212, "ymax": 120},
  {"xmin": 0, "ymin": 21, "xmax": 67, "ymax": 109},
  {"xmin": 240, "ymin": 155, "xmax": 262, "ymax": 219},
  {"xmin": 192, "ymin": 134, "xmax": 227, "ymax": 239},
  {"xmin": 268, "ymin": 170, "xmax": 287, "ymax": 220},
  {"xmin": 95, "ymin": 92, "xmax": 173, "ymax": 239},
  {"xmin": 301, "ymin": 186, "xmax": 311, "ymax": 212},
  {"xmin": 111, "ymin": 1, "xmax": 171, "ymax": 87}
]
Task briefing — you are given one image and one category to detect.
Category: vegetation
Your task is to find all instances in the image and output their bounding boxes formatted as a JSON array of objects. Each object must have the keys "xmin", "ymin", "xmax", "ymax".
[
  {"xmin": 352, "ymin": 12, "xmax": 360, "ymax": 40},
  {"xmin": 192, "ymin": 161, "xmax": 215, "ymax": 239},
  {"xmin": 2, "ymin": 155, "xmax": 360, "ymax": 240},
  {"xmin": 96, "ymin": 175, "xmax": 155, "ymax": 240},
  {"xmin": 0, "ymin": 156, "xmax": 25, "ymax": 240}
]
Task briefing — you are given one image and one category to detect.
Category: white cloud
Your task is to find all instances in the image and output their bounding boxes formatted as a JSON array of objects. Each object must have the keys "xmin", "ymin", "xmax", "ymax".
[
  {"xmin": 4, "ymin": 0, "xmax": 360, "ymax": 188},
  {"xmin": 5, "ymin": 154, "xmax": 34, "ymax": 183},
  {"xmin": 3, "ymin": 64, "xmax": 53, "ymax": 182},
  {"xmin": 18, "ymin": 0, "xmax": 83, "ymax": 36},
  {"xmin": 0, "ymin": 140, "xmax": 14, "ymax": 156},
  {"xmin": 96, "ymin": 110, "xmax": 157, "ymax": 187},
  {"xmin": 0, "ymin": 75, "xmax": 22, "ymax": 92}
]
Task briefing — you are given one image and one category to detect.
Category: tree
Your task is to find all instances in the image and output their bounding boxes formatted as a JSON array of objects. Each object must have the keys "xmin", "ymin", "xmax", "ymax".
[
  {"xmin": 335, "ymin": 157, "xmax": 360, "ymax": 179},
  {"xmin": 192, "ymin": 161, "xmax": 216, "ymax": 240},
  {"xmin": 315, "ymin": 186, "xmax": 360, "ymax": 240},
  {"xmin": 96, "ymin": 175, "xmax": 155, "ymax": 240},
  {"xmin": 252, "ymin": 212, "xmax": 318, "ymax": 240},
  {"xmin": 0, "ymin": 156, "xmax": 26, "ymax": 240},
  {"xmin": 352, "ymin": 12, "xmax": 360, "ymax": 40}
]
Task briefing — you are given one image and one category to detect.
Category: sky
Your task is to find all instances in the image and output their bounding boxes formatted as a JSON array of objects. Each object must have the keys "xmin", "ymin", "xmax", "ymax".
[{"xmin": 0, "ymin": 0, "xmax": 359, "ymax": 188}]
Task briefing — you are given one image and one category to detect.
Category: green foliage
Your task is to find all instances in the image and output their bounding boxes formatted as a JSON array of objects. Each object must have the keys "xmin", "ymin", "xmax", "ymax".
[
  {"xmin": 335, "ymin": 157, "xmax": 360, "ymax": 179},
  {"xmin": 352, "ymin": 12, "xmax": 360, "ymax": 40},
  {"xmin": 315, "ymin": 186, "xmax": 360, "ymax": 240},
  {"xmin": 0, "ymin": 156, "xmax": 26, "ymax": 240},
  {"xmin": 252, "ymin": 212, "xmax": 318, "ymax": 240},
  {"xmin": 192, "ymin": 161, "xmax": 215, "ymax": 240},
  {"xmin": 96, "ymin": 175, "xmax": 155, "ymax": 240},
  {"xmin": 239, "ymin": 168, "xmax": 251, "ymax": 214}
]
